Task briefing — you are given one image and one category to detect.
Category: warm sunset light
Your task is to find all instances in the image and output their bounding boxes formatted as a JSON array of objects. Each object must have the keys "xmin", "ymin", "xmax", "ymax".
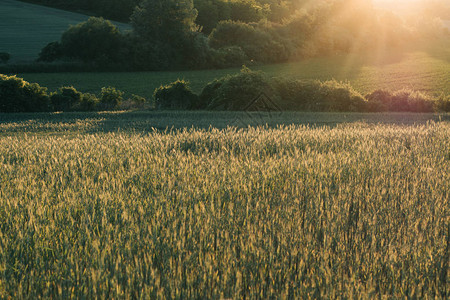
[{"xmin": 0, "ymin": 0, "xmax": 449, "ymax": 298}]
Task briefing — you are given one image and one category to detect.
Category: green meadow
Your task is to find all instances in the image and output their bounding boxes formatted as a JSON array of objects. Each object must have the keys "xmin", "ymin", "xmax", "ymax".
[
  {"xmin": 0, "ymin": 0, "xmax": 130, "ymax": 63},
  {"xmin": 16, "ymin": 38, "xmax": 450, "ymax": 99}
]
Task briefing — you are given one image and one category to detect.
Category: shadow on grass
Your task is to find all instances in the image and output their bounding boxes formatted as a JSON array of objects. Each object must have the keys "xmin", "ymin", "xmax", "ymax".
[{"xmin": 1, "ymin": 110, "xmax": 449, "ymax": 136}]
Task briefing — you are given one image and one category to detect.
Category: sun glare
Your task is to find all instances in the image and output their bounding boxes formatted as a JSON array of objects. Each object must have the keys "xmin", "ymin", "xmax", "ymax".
[{"xmin": 372, "ymin": 0, "xmax": 421, "ymax": 11}]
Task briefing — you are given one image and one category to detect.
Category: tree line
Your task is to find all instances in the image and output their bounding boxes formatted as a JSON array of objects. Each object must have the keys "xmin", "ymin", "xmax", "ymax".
[
  {"xmin": 33, "ymin": 0, "xmax": 449, "ymax": 71},
  {"xmin": 2, "ymin": 70, "xmax": 449, "ymax": 113}
]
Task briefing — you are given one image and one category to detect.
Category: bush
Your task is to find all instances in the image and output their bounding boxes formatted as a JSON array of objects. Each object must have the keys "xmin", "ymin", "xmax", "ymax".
[
  {"xmin": 209, "ymin": 21, "xmax": 292, "ymax": 63},
  {"xmin": 60, "ymin": 17, "xmax": 125, "ymax": 63},
  {"xmin": 119, "ymin": 94, "xmax": 147, "ymax": 110},
  {"xmin": 201, "ymin": 67, "xmax": 279, "ymax": 110},
  {"xmin": 365, "ymin": 89, "xmax": 436, "ymax": 112},
  {"xmin": 153, "ymin": 80, "xmax": 199, "ymax": 110},
  {"xmin": 0, "ymin": 74, "xmax": 50, "ymax": 112},
  {"xmin": 316, "ymin": 81, "xmax": 367, "ymax": 112},
  {"xmin": 0, "ymin": 52, "xmax": 11, "ymax": 64},
  {"xmin": 50, "ymin": 86, "xmax": 82, "ymax": 111},
  {"xmin": 37, "ymin": 42, "xmax": 63, "ymax": 62},
  {"xmin": 435, "ymin": 94, "xmax": 450, "ymax": 112},
  {"xmin": 74, "ymin": 93, "xmax": 99, "ymax": 111},
  {"xmin": 209, "ymin": 46, "xmax": 248, "ymax": 68},
  {"xmin": 99, "ymin": 86, "xmax": 124, "ymax": 110},
  {"xmin": 200, "ymin": 68, "xmax": 366, "ymax": 111},
  {"xmin": 271, "ymin": 78, "xmax": 320, "ymax": 110},
  {"xmin": 49, "ymin": 87, "xmax": 100, "ymax": 112}
]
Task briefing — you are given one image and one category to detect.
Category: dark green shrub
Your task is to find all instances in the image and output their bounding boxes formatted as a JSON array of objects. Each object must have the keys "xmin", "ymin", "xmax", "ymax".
[
  {"xmin": 316, "ymin": 81, "xmax": 367, "ymax": 112},
  {"xmin": 228, "ymin": 0, "xmax": 268, "ymax": 23},
  {"xmin": 181, "ymin": 32, "xmax": 215, "ymax": 69},
  {"xmin": 73, "ymin": 93, "xmax": 99, "ymax": 112},
  {"xmin": 198, "ymin": 77, "xmax": 227, "ymax": 109},
  {"xmin": 201, "ymin": 68, "xmax": 366, "ymax": 112},
  {"xmin": 389, "ymin": 90, "xmax": 411, "ymax": 111},
  {"xmin": 0, "ymin": 52, "xmax": 10, "ymax": 64},
  {"xmin": 60, "ymin": 17, "xmax": 124, "ymax": 63},
  {"xmin": 0, "ymin": 74, "xmax": 50, "ymax": 112},
  {"xmin": 435, "ymin": 94, "xmax": 450, "ymax": 112},
  {"xmin": 202, "ymin": 67, "xmax": 279, "ymax": 110},
  {"xmin": 272, "ymin": 78, "xmax": 319, "ymax": 110},
  {"xmin": 120, "ymin": 94, "xmax": 147, "ymax": 110},
  {"xmin": 153, "ymin": 80, "xmax": 199, "ymax": 110},
  {"xmin": 366, "ymin": 89, "xmax": 435, "ymax": 112},
  {"xmin": 401, "ymin": 90, "xmax": 434, "ymax": 112},
  {"xmin": 99, "ymin": 86, "xmax": 124, "ymax": 110},
  {"xmin": 273, "ymin": 78, "xmax": 367, "ymax": 111},
  {"xmin": 209, "ymin": 46, "xmax": 248, "ymax": 68},
  {"xmin": 194, "ymin": 0, "xmax": 231, "ymax": 34},
  {"xmin": 209, "ymin": 21, "xmax": 291, "ymax": 63},
  {"xmin": 365, "ymin": 90, "xmax": 392, "ymax": 112},
  {"xmin": 37, "ymin": 42, "xmax": 63, "ymax": 62},
  {"xmin": 50, "ymin": 86, "xmax": 82, "ymax": 111}
]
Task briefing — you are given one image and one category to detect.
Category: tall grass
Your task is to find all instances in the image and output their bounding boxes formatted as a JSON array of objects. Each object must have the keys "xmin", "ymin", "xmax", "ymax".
[{"xmin": 0, "ymin": 122, "xmax": 448, "ymax": 298}]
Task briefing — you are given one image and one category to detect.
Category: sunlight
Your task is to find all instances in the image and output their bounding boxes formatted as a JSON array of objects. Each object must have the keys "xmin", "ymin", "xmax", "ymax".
[{"xmin": 372, "ymin": 0, "xmax": 427, "ymax": 14}]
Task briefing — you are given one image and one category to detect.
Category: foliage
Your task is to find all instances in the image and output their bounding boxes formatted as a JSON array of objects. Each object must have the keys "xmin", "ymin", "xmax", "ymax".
[
  {"xmin": 50, "ymin": 86, "xmax": 82, "ymax": 111},
  {"xmin": 201, "ymin": 68, "xmax": 367, "ymax": 111},
  {"xmin": 315, "ymin": 80, "xmax": 367, "ymax": 112},
  {"xmin": 60, "ymin": 17, "xmax": 125, "ymax": 63},
  {"xmin": 99, "ymin": 86, "xmax": 124, "ymax": 110},
  {"xmin": 209, "ymin": 20, "xmax": 292, "ymax": 63},
  {"xmin": 0, "ymin": 123, "xmax": 449, "ymax": 298},
  {"xmin": 153, "ymin": 80, "xmax": 200, "ymax": 110},
  {"xmin": 119, "ymin": 94, "xmax": 147, "ymax": 110},
  {"xmin": 202, "ymin": 66, "xmax": 278, "ymax": 110},
  {"xmin": 209, "ymin": 46, "xmax": 248, "ymax": 68},
  {"xmin": 365, "ymin": 89, "xmax": 439, "ymax": 112},
  {"xmin": 74, "ymin": 93, "xmax": 99, "ymax": 112},
  {"xmin": 37, "ymin": 42, "xmax": 63, "ymax": 62},
  {"xmin": 0, "ymin": 74, "xmax": 50, "ymax": 112},
  {"xmin": 0, "ymin": 52, "xmax": 10, "ymax": 64},
  {"xmin": 28, "ymin": 0, "xmax": 449, "ymax": 70},
  {"xmin": 193, "ymin": 0, "xmax": 231, "ymax": 34},
  {"xmin": 131, "ymin": 0, "xmax": 198, "ymax": 45},
  {"xmin": 228, "ymin": 0, "xmax": 268, "ymax": 23},
  {"xmin": 129, "ymin": 0, "xmax": 203, "ymax": 70}
]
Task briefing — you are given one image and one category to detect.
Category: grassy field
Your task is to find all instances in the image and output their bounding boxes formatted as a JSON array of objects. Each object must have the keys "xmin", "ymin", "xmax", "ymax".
[
  {"xmin": 0, "ymin": 0, "xmax": 130, "ymax": 63},
  {"xmin": 0, "ymin": 113, "xmax": 448, "ymax": 298},
  {"xmin": 15, "ymin": 38, "xmax": 450, "ymax": 99}
]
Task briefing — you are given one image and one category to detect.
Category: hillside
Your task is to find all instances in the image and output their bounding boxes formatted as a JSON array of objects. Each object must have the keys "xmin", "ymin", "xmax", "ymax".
[{"xmin": 0, "ymin": 0, "xmax": 130, "ymax": 63}]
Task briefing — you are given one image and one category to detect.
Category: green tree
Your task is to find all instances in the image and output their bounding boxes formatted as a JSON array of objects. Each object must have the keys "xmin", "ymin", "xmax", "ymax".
[
  {"xmin": 194, "ymin": 0, "xmax": 231, "ymax": 34},
  {"xmin": 60, "ymin": 17, "xmax": 124, "ymax": 63},
  {"xmin": 131, "ymin": 0, "xmax": 199, "ymax": 45}
]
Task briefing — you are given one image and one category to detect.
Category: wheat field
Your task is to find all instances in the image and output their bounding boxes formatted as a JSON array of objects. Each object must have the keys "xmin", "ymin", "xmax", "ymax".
[{"xmin": 0, "ymin": 120, "xmax": 449, "ymax": 298}]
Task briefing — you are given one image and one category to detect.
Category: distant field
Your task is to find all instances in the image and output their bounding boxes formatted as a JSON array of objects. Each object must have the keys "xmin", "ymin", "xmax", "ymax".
[
  {"xmin": 0, "ymin": 0, "xmax": 130, "ymax": 62},
  {"xmin": 16, "ymin": 39, "xmax": 450, "ymax": 98}
]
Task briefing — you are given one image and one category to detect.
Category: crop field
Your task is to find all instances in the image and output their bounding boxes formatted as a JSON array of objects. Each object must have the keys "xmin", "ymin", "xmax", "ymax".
[
  {"xmin": 0, "ymin": 113, "xmax": 449, "ymax": 298},
  {"xmin": 0, "ymin": 0, "xmax": 130, "ymax": 63},
  {"xmin": 15, "ymin": 38, "xmax": 450, "ymax": 99}
]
